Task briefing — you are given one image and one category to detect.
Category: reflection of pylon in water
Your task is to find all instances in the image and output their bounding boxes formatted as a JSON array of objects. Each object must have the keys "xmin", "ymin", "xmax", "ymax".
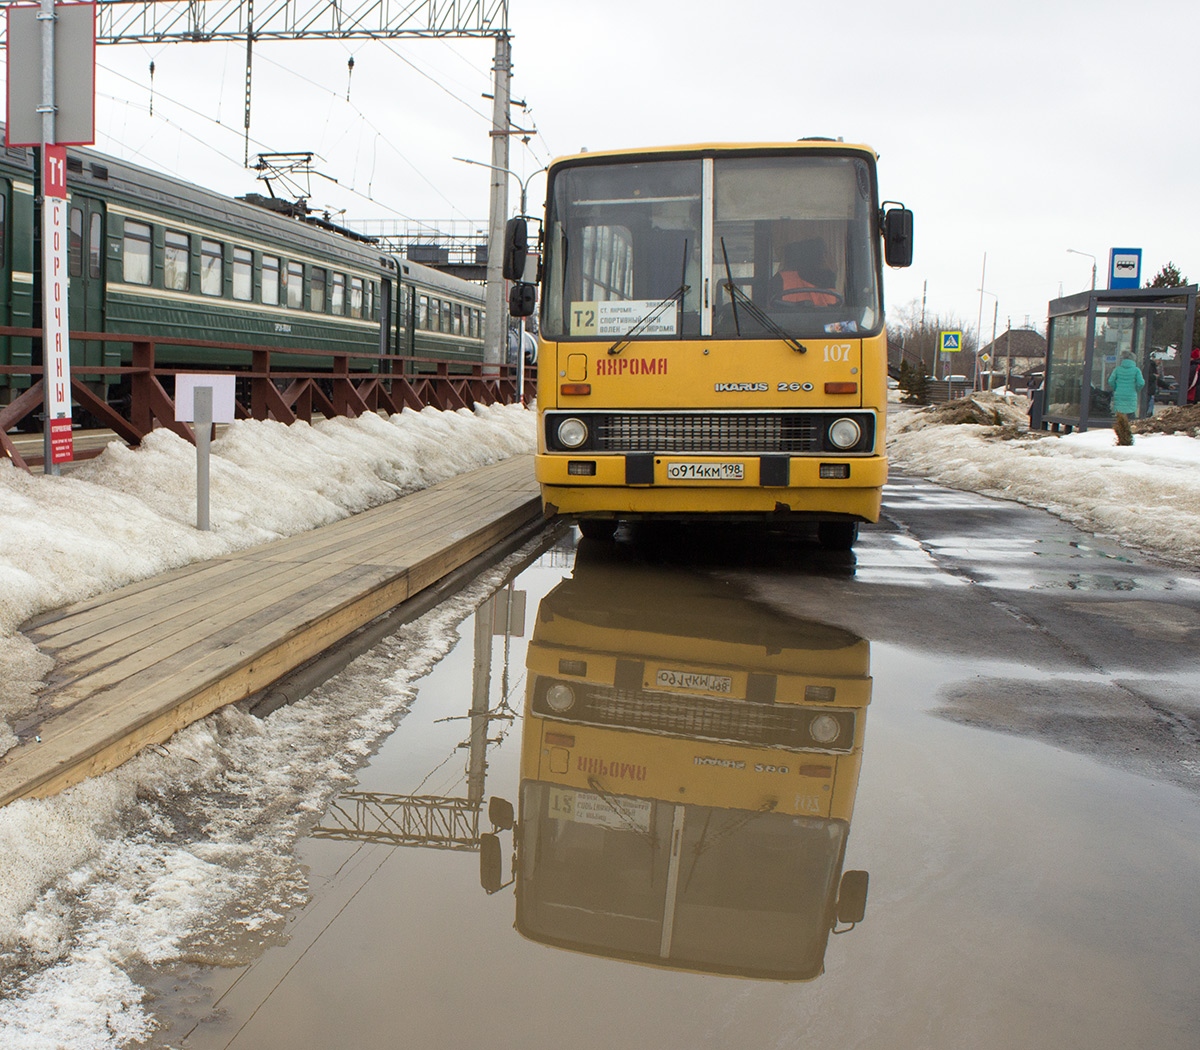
[{"xmin": 312, "ymin": 587, "xmax": 525, "ymax": 851}]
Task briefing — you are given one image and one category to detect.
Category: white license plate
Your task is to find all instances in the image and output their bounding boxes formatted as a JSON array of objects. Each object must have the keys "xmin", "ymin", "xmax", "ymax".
[
  {"xmin": 655, "ymin": 668, "xmax": 734, "ymax": 694},
  {"xmin": 666, "ymin": 461, "xmax": 744, "ymax": 481}
]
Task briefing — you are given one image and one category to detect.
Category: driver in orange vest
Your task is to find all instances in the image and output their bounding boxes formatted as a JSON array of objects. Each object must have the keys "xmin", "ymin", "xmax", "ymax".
[{"xmin": 772, "ymin": 239, "xmax": 838, "ymax": 306}]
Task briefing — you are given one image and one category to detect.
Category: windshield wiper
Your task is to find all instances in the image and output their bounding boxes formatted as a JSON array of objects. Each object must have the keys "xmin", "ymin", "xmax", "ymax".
[
  {"xmin": 609, "ymin": 238, "xmax": 691, "ymax": 355},
  {"xmin": 718, "ymin": 237, "xmax": 804, "ymax": 353},
  {"xmin": 723, "ymin": 281, "xmax": 806, "ymax": 353},
  {"xmin": 607, "ymin": 285, "xmax": 688, "ymax": 355}
]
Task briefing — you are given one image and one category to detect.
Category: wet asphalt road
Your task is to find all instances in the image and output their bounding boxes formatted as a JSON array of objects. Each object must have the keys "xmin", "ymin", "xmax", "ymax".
[{"xmin": 144, "ymin": 469, "xmax": 1200, "ymax": 1050}]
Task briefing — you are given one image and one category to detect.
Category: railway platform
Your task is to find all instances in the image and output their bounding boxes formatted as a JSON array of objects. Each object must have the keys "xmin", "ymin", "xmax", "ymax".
[{"xmin": 0, "ymin": 455, "xmax": 542, "ymax": 809}]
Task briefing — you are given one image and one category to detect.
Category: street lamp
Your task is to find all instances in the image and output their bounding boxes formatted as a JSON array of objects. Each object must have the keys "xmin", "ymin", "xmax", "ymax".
[
  {"xmin": 976, "ymin": 288, "xmax": 998, "ymax": 390},
  {"xmin": 454, "ymin": 156, "xmax": 546, "ymax": 219},
  {"xmin": 1067, "ymin": 248, "xmax": 1097, "ymax": 291},
  {"xmin": 454, "ymin": 157, "xmax": 547, "ymax": 402}
]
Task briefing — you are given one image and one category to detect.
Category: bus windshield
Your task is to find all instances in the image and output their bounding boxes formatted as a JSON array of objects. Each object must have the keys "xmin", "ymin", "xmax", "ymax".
[
  {"xmin": 517, "ymin": 783, "xmax": 847, "ymax": 980},
  {"xmin": 542, "ymin": 151, "xmax": 882, "ymax": 342}
]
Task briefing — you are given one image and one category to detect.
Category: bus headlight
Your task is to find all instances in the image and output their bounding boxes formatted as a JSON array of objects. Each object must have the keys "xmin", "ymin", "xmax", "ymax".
[
  {"xmin": 557, "ymin": 417, "xmax": 589, "ymax": 449},
  {"xmin": 828, "ymin": 417, "xmax": 862, "ymax": 449},
  {"xmin": 545, "ymin": 683, "xmax": 577, "ymax": 712},
  {"xmin": 809, "ymin": 714, "xmax": 842, "ymax": 745}
]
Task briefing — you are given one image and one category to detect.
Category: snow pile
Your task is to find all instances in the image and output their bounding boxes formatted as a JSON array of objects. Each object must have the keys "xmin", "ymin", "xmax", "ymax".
[
  {"xmin": 0, "ymin": 404, "xmax": 535, "ymax": 754},
  {"xmin": 888, "ymin": 404, "xmax": 1200, "ymax": 566}
]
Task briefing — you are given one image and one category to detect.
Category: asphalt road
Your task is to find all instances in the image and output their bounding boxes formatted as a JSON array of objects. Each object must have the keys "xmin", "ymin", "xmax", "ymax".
[{"xmin": 137, "ymin": 471, "xmax": 1198, "ymax": 1050}]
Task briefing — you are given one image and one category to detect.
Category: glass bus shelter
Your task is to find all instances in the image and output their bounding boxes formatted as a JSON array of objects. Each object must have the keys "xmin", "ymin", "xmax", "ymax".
[{"xmin": 1035, "ymin": 284, "xmax": 1197, "ymax": 432}]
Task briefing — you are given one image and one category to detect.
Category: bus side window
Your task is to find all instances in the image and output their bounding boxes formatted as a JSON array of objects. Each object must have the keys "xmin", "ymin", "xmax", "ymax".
[
  {"xmin": 69, "ymin": 206, "xmax": 84, "ymax": 277},
  {"xmin": 122, "ymin": 221, "xmax": 152, "ymax": 285},
  {"xmin": 232, "ymin": 246, "xmax": 253, "ymax": 301},
  {"xmin": 263, "ymin": 255, "xmax": 281, "ymax": 305},
  {"xmin": 287, "ymin": 261, "xmax": 304, "ymax": 309},
  {"xmin": 88, "ymin": 212, "xmax": 102, "ymax": 279},
  {"xmin": 581, "ymin": 224, "xmax": 634, "ymax": 301},
  {"xmin": 311, "ymin": 267, "xmax": 327, "ymax": 312},
  {"xmin": 200, "ymin": 239, "xmax": 223, "ymax": 296}
]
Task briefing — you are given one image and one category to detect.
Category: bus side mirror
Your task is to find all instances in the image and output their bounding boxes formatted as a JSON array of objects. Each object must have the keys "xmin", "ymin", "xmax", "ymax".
[
  {"xmin": 509, "ymin": 282, "xmax": 537, "ymax": 318},
  {"xmin": 882, "ymin": 205, "xmax": 914, "ymax": 268},
  {"xmin": 503, "ymin": 217, "xmax": 529, "ymax": 280},
  {"xmin": 837, "ymin": 869, "xmax": 869, "ymax": 924},
  {"xmin": 480, "ymin": 832, "xmax": 504, "ymax": 894},
  {"xmin": 488, "ymin": 796, "xmax": 515, "ymax": 831}
]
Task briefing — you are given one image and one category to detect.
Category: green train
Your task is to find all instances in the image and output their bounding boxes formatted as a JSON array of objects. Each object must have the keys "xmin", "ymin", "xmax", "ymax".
[{"xmin": 0, "ymin": 131, "xmax": 486, "ymax": 413}]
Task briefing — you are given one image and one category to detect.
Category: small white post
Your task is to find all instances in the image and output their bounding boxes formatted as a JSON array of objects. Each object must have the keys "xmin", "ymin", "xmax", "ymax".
[{"xmin": 194, "ymin": 386, "xmax": 212, "ymax": 531}]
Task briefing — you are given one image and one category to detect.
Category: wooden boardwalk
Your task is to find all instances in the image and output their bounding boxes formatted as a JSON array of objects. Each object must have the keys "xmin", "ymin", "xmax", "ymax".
[{"xmin": 0, "ymin": 455, "xmax": 542, "ymax": 808}]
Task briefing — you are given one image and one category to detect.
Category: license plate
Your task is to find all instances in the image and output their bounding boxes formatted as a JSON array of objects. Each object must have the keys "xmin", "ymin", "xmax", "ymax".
[
  {"xmin": 655, "ymin": 668, "xmax": 734, "ymax": 694},
  {"xmin": 666, "ymin": 461, "xmax": 744, "ymax": 481}
]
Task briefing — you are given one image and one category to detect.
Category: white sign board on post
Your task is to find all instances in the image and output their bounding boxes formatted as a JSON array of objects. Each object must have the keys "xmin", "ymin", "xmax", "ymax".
[
  {"xmin": 175, "ymin": 374, "xmax": 237, "ymax": 531},
  {"xmin": 6, "ymin": 2, "xmax": 97, "ymax": 470}
]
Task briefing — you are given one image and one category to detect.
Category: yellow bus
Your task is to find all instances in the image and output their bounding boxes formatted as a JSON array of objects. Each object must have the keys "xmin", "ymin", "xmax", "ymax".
[
  {"xmin": 482, "ymin": 549, "xmax": 873, "ymax": 980},
  {"xmin": 505, "ymin": 140, "xmax": 913, "ymax": 549}
]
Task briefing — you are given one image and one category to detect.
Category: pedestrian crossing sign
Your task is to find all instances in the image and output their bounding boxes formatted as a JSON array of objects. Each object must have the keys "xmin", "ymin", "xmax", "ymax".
[{"xmin": 940, "ymin": 330, "xmax": 962, "ymax": 353}]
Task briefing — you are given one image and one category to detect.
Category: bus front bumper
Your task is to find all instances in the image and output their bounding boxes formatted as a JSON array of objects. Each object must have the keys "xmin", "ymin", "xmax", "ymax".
[{"xmin": 536, "ymin": 453, "xmax": 887, "ymax": 522}]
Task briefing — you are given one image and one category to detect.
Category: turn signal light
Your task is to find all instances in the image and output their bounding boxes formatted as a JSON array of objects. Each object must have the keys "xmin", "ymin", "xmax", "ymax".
[
  {"xmin": 824, "ymin": 382, "xmax": 858, "ymax": 394},
  {"xmin": 560, "ymin": 383, "xmax": 592, "ymax": 395}
]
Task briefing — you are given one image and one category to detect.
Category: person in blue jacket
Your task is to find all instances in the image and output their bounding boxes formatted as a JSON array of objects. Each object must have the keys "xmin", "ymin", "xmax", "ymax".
[{"xmin": 1107, "ymin": 351, "xmax": 1146, "ymax": 416}]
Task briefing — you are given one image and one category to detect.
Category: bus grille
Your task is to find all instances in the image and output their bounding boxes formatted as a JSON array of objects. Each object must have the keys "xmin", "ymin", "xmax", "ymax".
[
  {"xmin": 534, "ymin": 684, "xmax": 854, "ymax": 753},
  {"xmin": 591, "ymin": 412, "xmax": 821, "ymax": 453}
]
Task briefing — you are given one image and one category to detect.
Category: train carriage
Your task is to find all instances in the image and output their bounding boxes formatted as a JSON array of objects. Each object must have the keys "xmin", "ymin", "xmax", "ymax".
[{"xmin": 0, "ymin": 130, "xmax": 486, "ymax": 412}]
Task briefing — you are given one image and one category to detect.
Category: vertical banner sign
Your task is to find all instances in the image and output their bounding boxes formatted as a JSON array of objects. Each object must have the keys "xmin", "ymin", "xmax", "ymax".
[{"xmin": 43, "ymin": 143, "xmax": 73, "ymax": 464}]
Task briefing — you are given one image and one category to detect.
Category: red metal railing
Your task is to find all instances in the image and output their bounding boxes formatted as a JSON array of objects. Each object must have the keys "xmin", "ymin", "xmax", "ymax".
[{"xmin": 0, "ymin": 328, "xmax": 536, "ymax": 470}]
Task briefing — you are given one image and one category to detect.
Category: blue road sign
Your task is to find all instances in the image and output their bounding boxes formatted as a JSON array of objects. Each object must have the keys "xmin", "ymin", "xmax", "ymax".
[{"xmin": 1108, "ymin": 248, "xmax": 1142, "ymax": 290}]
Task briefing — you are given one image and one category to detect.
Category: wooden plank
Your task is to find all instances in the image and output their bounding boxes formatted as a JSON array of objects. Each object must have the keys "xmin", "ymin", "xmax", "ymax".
[{"xmin": 32, "ymin": 558, "xmax": 305, "ymax": 655}]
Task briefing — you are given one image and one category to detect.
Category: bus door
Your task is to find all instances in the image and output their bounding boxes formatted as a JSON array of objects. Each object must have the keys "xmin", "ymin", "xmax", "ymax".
[{"xmin": 67, "ymin": 194, "xmax": 112, "ymax": 400}]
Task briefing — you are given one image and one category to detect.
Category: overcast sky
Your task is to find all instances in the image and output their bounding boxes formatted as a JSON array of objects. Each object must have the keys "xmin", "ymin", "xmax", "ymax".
[{"xmin": 4, "ymin": 0, "xmax": 1195, "ymax": 340}]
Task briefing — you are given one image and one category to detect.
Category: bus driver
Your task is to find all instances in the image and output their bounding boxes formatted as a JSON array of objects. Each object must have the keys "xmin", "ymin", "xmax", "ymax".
[{"xmin": 770, "ymin": 239, "xmax": 839, "ymax": 307}]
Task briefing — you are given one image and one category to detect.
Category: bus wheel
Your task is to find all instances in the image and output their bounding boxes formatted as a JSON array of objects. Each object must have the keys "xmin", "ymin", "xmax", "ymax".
[
  {"xmin": 818, "ymin": 521, "xmax": 859, "ymax": 551},
  {"xmin": 578, "ymin": 519, "xmax": 617, "ymax": 541}
]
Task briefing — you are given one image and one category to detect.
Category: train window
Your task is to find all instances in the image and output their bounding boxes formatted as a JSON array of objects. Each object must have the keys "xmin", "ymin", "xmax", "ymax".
[
  {"xmin": 418, "ymin": 295, "xmax": 428, "ymax": 329},
  {"xmin": 0, "ymin": 195, "xmax": 6, "ymax": 266},
  {"xmin": 89, "ymin": 213, "xmax": 102, "ymax": 279},
  {"xmin": 439, "ymin": 300, "xmax": 450, "ymax": 334},
  {"xmin": 287, "ymin": 261, "xmax": 304, "ymax": 309},
  {"xmin": 232, "ymin": 247, "xmax": 253, "ymax": 301},
  {"xmin": 367, "ymin": 281, "xmax": 376, "ymax": 321},
  {"xmin": 311, "ymin": 267, "xmax": 327, "ymax": 312},
  {"xmin": 123, "ymin": 220, "xmax": 152, "ymax": 285},
  {"xmin": 332, "ymin": 273, "xmax": 346, "ymax": 315},
  {"xmin": 453, "ymin": 303, "xmax": 463, "ymax": 335},
  {"xmin": 164, "ymin": 230, "xmax": 190, "ymax": 291},
  {"xmin": 69, "ymin": 207, "xmax": 84, "ymax": 277},
  {"xmin": 349, "ymin": 276, "xmax": 364, "ymax": 319},
  {"xmin": 262, "ymin": 255, "xmax": 281, "ymax": 305},
  {"xmin": 200, "ymin": 239, "xmax": 223, "ymax": 296}
]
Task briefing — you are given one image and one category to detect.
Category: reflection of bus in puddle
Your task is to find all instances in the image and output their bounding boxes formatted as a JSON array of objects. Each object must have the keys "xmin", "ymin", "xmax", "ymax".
[{"xmin": 484, "ymin": 548, "xmax": 872, "ymax": 981}]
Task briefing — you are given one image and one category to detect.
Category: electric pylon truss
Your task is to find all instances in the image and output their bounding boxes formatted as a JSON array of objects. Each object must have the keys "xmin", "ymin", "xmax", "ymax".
[
  {"xmin": 0, "ymin": 1, "xmax": 504, "ymax": 45},
  {"xmin": 312, "ymin": 791, "xmax": 484, "ymax": 851},
  {"xmin": 0, "ymin": 1, "xmax": 509, "ymax": 45}
]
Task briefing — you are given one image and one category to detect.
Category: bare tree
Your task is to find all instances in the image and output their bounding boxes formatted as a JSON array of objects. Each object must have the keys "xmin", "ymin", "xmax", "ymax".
[{"xmin": 887, "ymin": 301, "xmax": 979, "ymax": 379}]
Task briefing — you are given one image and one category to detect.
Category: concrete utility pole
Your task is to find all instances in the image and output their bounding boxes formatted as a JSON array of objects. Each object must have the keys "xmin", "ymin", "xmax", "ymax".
[{"xmin": 482, "ymin": 33, "xmax": 511, "ymax": 368}]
